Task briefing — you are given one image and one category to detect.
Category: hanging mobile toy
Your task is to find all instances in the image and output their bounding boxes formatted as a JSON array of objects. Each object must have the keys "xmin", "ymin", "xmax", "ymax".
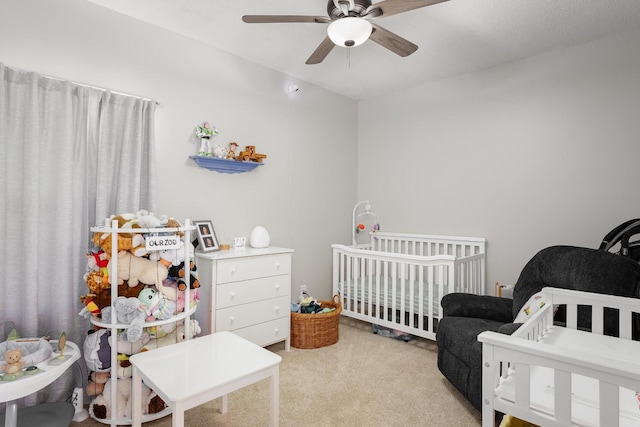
[{"xmin": 356, "ymin": 223, "xmax": 365, "ymax": 234}]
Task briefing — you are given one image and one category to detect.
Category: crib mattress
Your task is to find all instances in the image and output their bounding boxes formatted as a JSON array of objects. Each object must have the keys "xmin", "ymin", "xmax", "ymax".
[{"xmin": 336, "ymin": 277, "xmax": 446, "ymax": 316}]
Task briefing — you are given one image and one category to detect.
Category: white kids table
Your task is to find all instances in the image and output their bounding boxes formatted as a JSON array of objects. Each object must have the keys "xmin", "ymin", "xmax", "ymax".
[{"xmin": 130, "ymin": 331, "xmax": 282, "ymax": 427}]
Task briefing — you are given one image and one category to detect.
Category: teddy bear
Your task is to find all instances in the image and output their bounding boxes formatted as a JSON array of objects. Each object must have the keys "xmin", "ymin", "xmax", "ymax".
[
  {"xmin": 138, "ymin": 287, "xmax": 176, "ymax": 321},
  {"xmin": 100, "ymin": 296, "xmax": 146, "ymax": 342},
  {"xmin": 80, "ymin": 280, "xmax": 146, "ymax": 317},
  {"xmin": 140, "ymin": 319, "xmax": 201, "ymax": 352},
  {"xmin": 1, "ymin": 349, "xmax": 25, "ymax": 375}
]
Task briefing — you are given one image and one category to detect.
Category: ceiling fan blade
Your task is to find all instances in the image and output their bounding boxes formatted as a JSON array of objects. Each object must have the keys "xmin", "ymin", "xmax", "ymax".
[
  {"xmin": 366, "ymin": 0, "xmax": 449, "ymax": 19},
  {"xmin": 306, "ymin": 36, "xmax": 336, "ymax": 65},
  {"xmin": 242, "ymin": 15, "xmax": 331, "ymax": 24},
  {"xmin": 369, "ymin": 23, "xmax": 417, "ymax": 57}
]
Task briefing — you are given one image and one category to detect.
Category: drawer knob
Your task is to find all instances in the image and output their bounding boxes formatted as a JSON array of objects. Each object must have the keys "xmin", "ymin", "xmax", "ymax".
[
  {"xmin": 274, "ymin": 284, "xmax": 280, "ymax": 290},
  {"xmin": 275, "ymin": 306, "xmax": 280, "ymax": 312},
  {"xmin": 230, "ymin": 268, "xmax": 236, "ymax": 275},
  {"xmin": 275, "ymin": 262, "xmax": 280, "ymax": 269},
  {"xmin": 275, "ymin": 328, "xmax": 280, "ymax": 335},
  {"xmin": 229, "ymin": 316, "xmax": 235, "ymax": 324},
  {"xmin": 230, "ymin": 292, "xmax": 236, "ymax": 299}
]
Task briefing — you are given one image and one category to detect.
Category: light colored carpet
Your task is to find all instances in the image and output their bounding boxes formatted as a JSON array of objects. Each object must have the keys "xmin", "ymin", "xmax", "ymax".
[{"xmin": 72, "ymin": 317, "xmax": 481, "ymax": 426}]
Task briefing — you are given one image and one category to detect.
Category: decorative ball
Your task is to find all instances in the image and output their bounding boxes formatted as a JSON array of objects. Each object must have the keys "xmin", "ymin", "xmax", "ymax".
[{"xmin": 249, "ymin": 226, "xmax": 270, "ymax": 248}]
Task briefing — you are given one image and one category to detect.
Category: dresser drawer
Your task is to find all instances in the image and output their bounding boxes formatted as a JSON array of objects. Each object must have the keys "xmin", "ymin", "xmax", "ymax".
[
  {"xmin": 216, "ymin": 254, "xmax": 291, "ymax": 284},
  {"xmin": 216, "ymin": 275, "xmax": 290, "ymax": 309},
  {"xmin": 230, "ymin": 317, "xmax": 290, "ymax": 348},
  {"xmin": 215, "ymin": 295, "xmax": 290, "ymax": 332}
]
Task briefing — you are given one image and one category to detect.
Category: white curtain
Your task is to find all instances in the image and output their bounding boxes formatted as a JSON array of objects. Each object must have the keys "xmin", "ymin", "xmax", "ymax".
[{"xmin": 0, "ymin": 62, "xmax": 156, "ymax": 355}]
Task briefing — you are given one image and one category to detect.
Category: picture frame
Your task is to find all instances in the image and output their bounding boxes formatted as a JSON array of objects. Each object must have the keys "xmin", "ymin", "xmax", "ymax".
[{"xmin": 194, "ymin": 220, "xmax": 220, "ymax": 252}]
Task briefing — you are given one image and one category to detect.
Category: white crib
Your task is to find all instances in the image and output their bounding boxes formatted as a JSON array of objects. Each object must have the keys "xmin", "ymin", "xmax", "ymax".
[
  {"xmin": 479, "ymin": 287, "xmax": 640, "ymax": 427},
  {"xmin": 332, "ymin": 232, "xmax": 486, "ymax": 341}
]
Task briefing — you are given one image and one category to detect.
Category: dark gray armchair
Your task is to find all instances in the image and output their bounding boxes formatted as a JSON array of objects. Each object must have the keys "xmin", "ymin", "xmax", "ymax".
[{"xmin": 436, "ymin": 245, "xmax": 640, "ymax": 411}]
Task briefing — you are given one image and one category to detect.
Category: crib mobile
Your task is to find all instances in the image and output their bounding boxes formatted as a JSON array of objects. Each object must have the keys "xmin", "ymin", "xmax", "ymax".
[{"xmin": 352, "ymin": 200, "xmax": 380, "ymax": 245}]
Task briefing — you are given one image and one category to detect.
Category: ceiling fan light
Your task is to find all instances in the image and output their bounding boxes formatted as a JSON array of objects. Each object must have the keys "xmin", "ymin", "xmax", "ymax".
[{"xmin": 327, "ymin": 17, "xmax": 372, "ymax": 48}]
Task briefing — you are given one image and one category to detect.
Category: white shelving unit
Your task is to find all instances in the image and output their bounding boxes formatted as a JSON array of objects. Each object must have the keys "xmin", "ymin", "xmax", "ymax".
[{"xmin": 88, "ymin": 218, "xmax": 196, "ymax": 425}]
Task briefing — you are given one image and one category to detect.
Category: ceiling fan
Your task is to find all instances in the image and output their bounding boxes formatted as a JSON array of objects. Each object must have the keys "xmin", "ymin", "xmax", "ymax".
[{"xmin": 242, "ymin": 0, "xmax": 449, "ymax": 64}]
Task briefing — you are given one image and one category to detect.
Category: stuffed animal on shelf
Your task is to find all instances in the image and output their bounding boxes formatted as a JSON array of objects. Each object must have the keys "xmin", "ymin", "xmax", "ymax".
[
  {"xmin": 137, "ymin": 287, "xmax": 176, "ymax": 321},
  {"xmin": 92, "ymin": 215, "xmax": 148, "ymax": 258},
  {"xmin": 86, "ymin": 371, "xmax": 110, "ymax": 397},
  {"xmin": 88, "ymin": 376, "xmax": 165, "ymax": 420},
  {"xmin": 134, "ymin": 209, "xmax": 168, "ymax": 229},
  {"xmin": 1, "ymin": 349, "xmax": 25, "ymax": 375},
  {"xmin": 84, "ymin": 329, "xmax": 111, "ymax": 372},
  {"xmin": 109, "ymin": 251, "xmax": 173, "ymax": 300},
  {"xmin": 100, "ymin": 296, "xmax": 146, "ymax": 342},
  {"xmin": 115, "ymin": 331, "xmax": 151, "ymax": 356},
  {"xmin": 81, "ymin": 281, "xmax": 146, "ymax": 313},
  {"xmin": 157, "ymin": 243, "xmax": 200, "ymax": 291},
  {"xmin": 140, "ymin": 320, "xmax": 201, "ymax": 352}
]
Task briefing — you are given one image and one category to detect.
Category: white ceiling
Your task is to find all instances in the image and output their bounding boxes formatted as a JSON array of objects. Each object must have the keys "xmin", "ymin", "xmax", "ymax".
[{"xmin": 88, "ymin": 0, "xmax": 640, "ymax": 100}]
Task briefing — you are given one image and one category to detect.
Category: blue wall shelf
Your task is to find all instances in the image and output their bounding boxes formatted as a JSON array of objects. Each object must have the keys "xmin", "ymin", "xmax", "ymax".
[{"xmin": 189, "ymin": 156, "xmax": 264, "ymax": 174}]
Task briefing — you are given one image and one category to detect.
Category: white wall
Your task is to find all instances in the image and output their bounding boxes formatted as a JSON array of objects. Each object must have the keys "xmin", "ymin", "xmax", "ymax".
[
  {"xmin": 0, "ymin": 0, "xmax": 358, "ymax": 300},
  {"xmin": 358, "ymin": 28, "xmax": 640, "ymax": 291}
]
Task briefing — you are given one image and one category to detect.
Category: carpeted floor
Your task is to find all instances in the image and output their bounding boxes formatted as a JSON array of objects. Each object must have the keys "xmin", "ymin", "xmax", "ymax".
[{"xmin": 72, "ymin": 317, "xmax": 481, "ymax": 426}]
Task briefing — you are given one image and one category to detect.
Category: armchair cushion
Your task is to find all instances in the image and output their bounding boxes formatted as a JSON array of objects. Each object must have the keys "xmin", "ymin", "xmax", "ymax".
[{"xmin": 440, "ymin": 293, "xmax": 514, "ymax": 323}]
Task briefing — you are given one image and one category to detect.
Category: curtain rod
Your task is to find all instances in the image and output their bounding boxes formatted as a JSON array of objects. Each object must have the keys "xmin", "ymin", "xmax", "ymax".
[{"xmin": 5, "ymin": 63, "xmax": 161, "ymax": 106}]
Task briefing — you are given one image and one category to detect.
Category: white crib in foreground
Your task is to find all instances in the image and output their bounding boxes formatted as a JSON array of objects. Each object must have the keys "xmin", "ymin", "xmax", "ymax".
[
  {"xmin": 332, "ymin": 232, "xmax": 486, "ymax": 341},
  {"xmin": 479, "ymin": 287, "xmax": 640, "ymax": 427}
]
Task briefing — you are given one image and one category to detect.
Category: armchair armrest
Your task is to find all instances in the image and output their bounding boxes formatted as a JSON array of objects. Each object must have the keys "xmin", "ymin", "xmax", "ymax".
[{"xmin": 441, "ymin": 293, "xmax": 514, "ymax": 323}]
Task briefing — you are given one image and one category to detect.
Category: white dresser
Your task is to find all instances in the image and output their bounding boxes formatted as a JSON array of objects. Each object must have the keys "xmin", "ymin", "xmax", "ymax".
[{"xmin": 195, "ymin": 247, "xmax": 293, "ymax": 350}]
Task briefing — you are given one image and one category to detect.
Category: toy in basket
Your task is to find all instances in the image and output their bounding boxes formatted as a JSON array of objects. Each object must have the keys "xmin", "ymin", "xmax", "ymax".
[{"xmin": 290, "ymin": 295, "xmax": 342, "ymax": 349}]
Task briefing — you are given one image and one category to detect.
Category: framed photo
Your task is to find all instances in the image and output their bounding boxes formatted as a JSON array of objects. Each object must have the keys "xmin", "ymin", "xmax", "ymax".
[{"xmin": 194, "ymin": 220, "xmax": 220, "ymax": 252}]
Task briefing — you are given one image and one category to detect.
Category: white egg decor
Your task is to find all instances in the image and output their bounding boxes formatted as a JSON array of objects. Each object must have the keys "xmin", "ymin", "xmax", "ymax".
[{"xmin": 249, "ymin": 226, "xmax": 270, "ymax": 248}]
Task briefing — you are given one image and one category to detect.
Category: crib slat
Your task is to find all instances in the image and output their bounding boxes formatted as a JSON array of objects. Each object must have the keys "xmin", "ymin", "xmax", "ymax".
[
  {"xmin": 554, "ymin": 369, "xmax": 571, "ymax": 424},
  {"xmin": 514, "ymin": 363, "xmax": 531, "ymax": 411},
  {"xmin": 600, "ymin": 382, "xmax": 619, "ymax": 427}
]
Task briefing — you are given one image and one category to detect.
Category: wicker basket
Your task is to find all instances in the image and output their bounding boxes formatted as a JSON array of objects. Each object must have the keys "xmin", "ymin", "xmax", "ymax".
[{"xmin": 291, "ymin": 294, "xmax": 342, "ymax": 349}]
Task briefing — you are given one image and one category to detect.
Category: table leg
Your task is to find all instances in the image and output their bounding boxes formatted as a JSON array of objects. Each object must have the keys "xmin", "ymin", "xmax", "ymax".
[
  {"xmin": 270, "ymin": 365, "xmax": 280, "ymax": 427},
  {"xmin": 220, "ymin": 394, "xmax": 228, "ymax": 413},
  {"xmin": 4, "ymin": 400, "xmax": 17, "ymax": 427},
  {"xmin": 172, "ymin": 401, "xmax": 185, "ymax": 427},
  {"xmin": 132, "ymin": 367, "xmax": 142, "ymax": 427}
]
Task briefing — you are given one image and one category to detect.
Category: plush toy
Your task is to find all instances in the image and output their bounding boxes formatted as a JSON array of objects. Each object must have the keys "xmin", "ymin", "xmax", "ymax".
[
  {"xmin": 176, "ymin": 286, "xmax": 200, "ymax": 313},
  {"xmin": 93, "ymin": 232, "xmax": 146, "ymax": 258},
  {"xmin": 109, "ymin": 252, "xmax": 172, "ymax": 299},
  {"xmin": 87, "ymin": 371, "xmax": 110, "ymax": 397},
  {"xmin": 78, "ymin": 297, "xmax": 101, "ymax": 319},
  {"xmin": 100, "ymin": 296, "xmax": 146, "ymax": 342},
  {"xmin": 84, "ymin": 329, "xmax": 111, "ymax": 372},
  {"xmin": 135, "ymin": 209, "xmax": 168, "ymax": 229},
  {"xmin": 115, "ymin": 331, "xmax": 151, "ymax": 355},
  {"xmin": 140, "ymin": 320, "xmax": 201, "ymax": 352},
  {"xmin": 158, "ymin": 243, "xmax": 200, "ymax": 291},
  {"xmin": 88, "ymin": 376, "xmax": 165, "ymax": 420},
  {"xmin": 1, "ymin": 349, "xmax": 25, "ymax": 375},
  {"xmin": 138, "ymin": 287, "xmax": 176, "ymax": 321},
  {"xmin": 85, "ymin": 270, "xmax": 108, "ymax": 295},
  {"xmin": 81, "ymin": 280, "xmax": 146, "ymax": 315}
]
